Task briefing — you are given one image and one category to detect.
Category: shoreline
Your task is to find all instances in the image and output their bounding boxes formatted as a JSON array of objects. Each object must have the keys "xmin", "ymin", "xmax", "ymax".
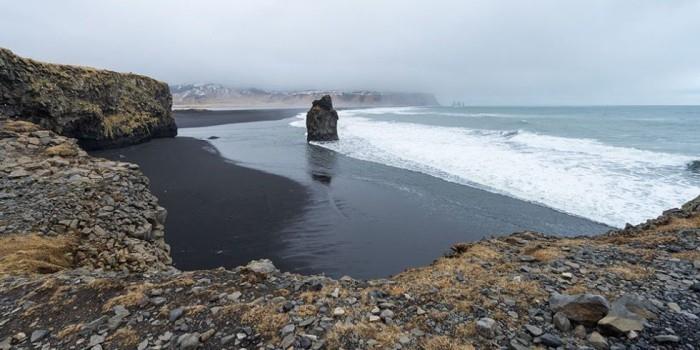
[
  {"xmin": 135, "ymin": 109, "xmax": 608, "ymax": 278},
  {"xmin": 93, "ymin": 137, "xmax": 312, "ymax": 273},
  {"xmin": 2, "ymin": 116, "xmax": 699, "ymax": 349}
]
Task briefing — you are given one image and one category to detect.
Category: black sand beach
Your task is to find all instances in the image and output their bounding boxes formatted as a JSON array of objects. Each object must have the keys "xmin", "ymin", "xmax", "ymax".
[
  {"xmin": 96, "ymin": 109, "xmax": 612, "ymax": 279},
  {"xmin": 93, "ymin": 136, "xmax": 311, "ymax": 272}
]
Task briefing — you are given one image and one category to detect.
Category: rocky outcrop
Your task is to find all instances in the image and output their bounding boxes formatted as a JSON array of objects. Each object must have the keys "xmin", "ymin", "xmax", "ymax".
[
  {"xmin": 0, "ymin": 117, "xmax": 171, "ymax": 272},
  {"xmin": 306, "ymin": 95, "xmax": 339, "ymax": 142},
  {"xmin": 0, "ymin": 48, "xmax": 177, "ymax": 150}
]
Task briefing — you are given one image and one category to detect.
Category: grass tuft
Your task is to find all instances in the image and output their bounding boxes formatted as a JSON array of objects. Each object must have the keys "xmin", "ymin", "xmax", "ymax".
[{"xmin": 0, "ymin": 233, "xmax": 76, "ymax": 274}]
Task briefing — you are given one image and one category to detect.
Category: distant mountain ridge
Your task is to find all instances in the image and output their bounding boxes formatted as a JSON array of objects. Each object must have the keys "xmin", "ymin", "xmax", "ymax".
[{"xmin": 170, "ymin": 83, "xmax": 439, "ymax": 108}]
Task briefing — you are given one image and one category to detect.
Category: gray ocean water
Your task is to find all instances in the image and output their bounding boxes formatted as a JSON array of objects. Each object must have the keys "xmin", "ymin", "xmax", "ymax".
[{"xmin": 291, "ymin": 105, "xmax": 700, "ymax": 227}]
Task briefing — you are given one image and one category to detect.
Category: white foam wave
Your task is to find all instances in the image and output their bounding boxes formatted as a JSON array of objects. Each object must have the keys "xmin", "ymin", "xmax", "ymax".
[{"xmin": 290, "ymin": 113, "xmax": 700, "ymax": 227}]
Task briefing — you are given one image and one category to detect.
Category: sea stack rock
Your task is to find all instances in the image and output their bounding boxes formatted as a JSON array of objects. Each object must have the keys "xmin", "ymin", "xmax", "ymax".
[
  {"xmin": 0, "ymin": 48, "xmax": 177, "ymax": 149},
  {"xmin": 306, "ymin": 95, "xmax": 339, "ymax": 142}
]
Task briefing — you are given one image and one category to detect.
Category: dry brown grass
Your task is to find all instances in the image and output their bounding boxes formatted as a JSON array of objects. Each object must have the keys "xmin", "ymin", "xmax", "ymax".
[
  {"xmin": 326, "ymin": 322, "xmax": 402, "ymax": 349},
  {"xmin": 605, "ymin": 264, "xmax": 654, "ymax": 280},
  {"xmin": 0, "ymin": 233, "xmax": 76, "ymax": 274},
  {"xmin": 563, "ymin": 283, "xmax": 591, "ymax": 295},
  {"xmin": 450, "ymin": 243, "xmax": 502, "ymax": 261},
  {"xmin": 159, "ymin": 275, "xmax": 196, "ymax": 288},
  {"xmin": 87, "ymin": 278, "xmax": 124, "ymax": 290},
  {"xmin": 658, "ymin": 215, "xmax": 700, "ymax": 232},
  {"xmin": 107, "ymin": 327, "xmax": 139, "ymax": 348},
  {"xmin": 102, "ymin": 283, "xmax": 152, "ymax": 311},
  {"xmin": 185, "ymin": 304, "xmax": 207, "ymax": 316},
  {"xmin": 57, "ymin": 323, "xmax": 82, "ymax": 340},
  {"xmin": 295, "ymin": 304, "xmax": 317, "ymax": 317},
  {"xmin": 299, "ymin": 291, "xmax": 319, "ymax": 304},
  {"xmin": 530, "ymin": 247, "xmax": 563, "ymax": 262},
  {"xmin": 240, "ymin": 305, "xmax": 289, "ymax": 339},
  {"xmin": 602, "ymin": 214, "xmax": 700, "ymax": 246},
  {"xmin": 391, "ymin": 245, "xmax": 545, "ymax": 319},
  {"xmin": 420, "ymin": 335, "xmax": 476, "ymax": 350},
  {"xmin": 454, "ymin": 323, "xmax": 477, "ymax": 338},
  {"xmin": 672, "ymin": 250, "xmax": 700, "ymax": 262},
  {"xmin": 45, "ymin": 143, "xmax": 78, "ymax": 157},
  {"xmin": 4, "ymin": 120, "xmax": 40, "ymax": 133}
]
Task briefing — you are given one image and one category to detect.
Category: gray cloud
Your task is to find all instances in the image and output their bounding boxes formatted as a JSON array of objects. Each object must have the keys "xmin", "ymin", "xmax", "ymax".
[{"xmin": 1, "ymin": 0, "xmax": 699, "ymax": 105}]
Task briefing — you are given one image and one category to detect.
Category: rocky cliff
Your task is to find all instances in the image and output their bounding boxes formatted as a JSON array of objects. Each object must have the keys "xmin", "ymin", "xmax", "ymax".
[
  {"xmin": 171, "ymin": 83, "xmax": 439, "ymax": 108},
  {"xmin": 0, "ymin": 48, "xmax": 177, "ymax": 149},
  {"xmin": 0, "ymin": 117, "xmax": 172, "ymax": 274}
]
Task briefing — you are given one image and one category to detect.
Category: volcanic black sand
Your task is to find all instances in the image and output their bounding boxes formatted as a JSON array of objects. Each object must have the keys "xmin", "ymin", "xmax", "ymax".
[
  {"xmin": 93, "ymin": 139, "xmax": 310, "ymax": 273},
  {"xmin": 95, "ymin": 109, "xmax": 612, "ymax": 279}
]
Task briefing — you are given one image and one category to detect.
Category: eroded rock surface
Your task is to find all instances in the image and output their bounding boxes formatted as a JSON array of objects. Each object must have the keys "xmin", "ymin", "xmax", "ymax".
[
  {"xmin": 0, "ymin": 48, "xmax": 177, "ymax": 149},
  {"xmin": 0, "ymin": 117, "xmax": 171, "ymax": 272},
  {"xmin": 305, "ymin": 95, "xmax": 339, "ymax": 142}
]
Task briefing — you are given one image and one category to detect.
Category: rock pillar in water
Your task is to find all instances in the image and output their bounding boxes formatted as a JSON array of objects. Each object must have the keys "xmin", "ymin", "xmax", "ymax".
[{"xmin": 306, "ymin": 95, "xmax": 339, "ymax": 142}]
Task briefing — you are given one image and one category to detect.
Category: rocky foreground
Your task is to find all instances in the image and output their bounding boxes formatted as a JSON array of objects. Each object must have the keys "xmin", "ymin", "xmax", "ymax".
[{"xmin": 1, "ymin": 119, "xmax": 699, "ymax": 350}]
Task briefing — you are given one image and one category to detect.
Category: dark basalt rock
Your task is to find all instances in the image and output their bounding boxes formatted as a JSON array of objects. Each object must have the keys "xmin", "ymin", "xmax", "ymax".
[
  {"xmin": 0, "ymin": 48, "xmax": 177, "ymax": 150},
  {"xmin": 306, "ymin": 95, "xmax": 338, "ymax": 142}
]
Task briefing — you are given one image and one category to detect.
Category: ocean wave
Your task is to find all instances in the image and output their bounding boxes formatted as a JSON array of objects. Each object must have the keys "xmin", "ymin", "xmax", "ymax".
[{"xmin": 291, "ymin": 114, "xmax": 700, "ymax": 227}]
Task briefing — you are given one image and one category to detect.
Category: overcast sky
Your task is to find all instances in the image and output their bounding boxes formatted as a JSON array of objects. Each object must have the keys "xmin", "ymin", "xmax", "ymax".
[{"xmin": 1, "ymin": 0, "xmax": 699, "ymax": 105}]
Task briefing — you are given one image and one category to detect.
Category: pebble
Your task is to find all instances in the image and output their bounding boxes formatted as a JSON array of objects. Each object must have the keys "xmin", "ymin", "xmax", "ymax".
[
  {"xmin": 654, "ymin": 334, "xmax": 680, "ymax": 343},
  {"xmin": 333, "ymin": 307, "xmax": 345, "ymax": 316},
  {"xmin": 538, "ymin": 333, "xmax": 563, "ymax": 347},
  {"xmin": 476, "ymin": 317, "xmax": 497, "ymax": 339},
  {"xmin": 667, "ymin": 302, "xmax": 681, "ymax": 313},
  {"xmin": 525, "ymin": 324, "xmax": 543, "ymax": 336},
  {"xmin": 178, "ymin": 333, "xmax": 201, "ymax": 349},
  {"xmin": 169, "ymin": 307, "xmax": 184, "ymax": 322},
  {"xmin": 553, "ymin": 312, "xmax": 571, "ymax": 331},
  {"xmin": 588, "ymin": 331, "xmax": 608, "ymax": 350},
  {"xmin": 30, "ymin": 330, "xmax": 48, "ymax": 343}
]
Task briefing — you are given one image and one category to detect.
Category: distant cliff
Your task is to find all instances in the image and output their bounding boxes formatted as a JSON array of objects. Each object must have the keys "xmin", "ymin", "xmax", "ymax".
[
  {"xmin": 171, "ymin": 83, "xmax": 439, "ymax": 108},
  {"xmin": 0, "ymin": 48, "xmax": 177, "ymax": 149}
]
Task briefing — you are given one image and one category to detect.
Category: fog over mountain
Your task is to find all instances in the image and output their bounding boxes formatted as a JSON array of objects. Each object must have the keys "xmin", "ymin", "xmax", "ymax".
[{"xmin": 1, "ymin": 0, "xmax": 699, "ymax": 105}]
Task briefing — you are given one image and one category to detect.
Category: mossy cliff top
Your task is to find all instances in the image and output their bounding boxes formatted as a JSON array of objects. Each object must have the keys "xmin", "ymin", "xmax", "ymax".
[{"xmin": 0, "ymin": 48, "xmax": 176, "ymax": 149}]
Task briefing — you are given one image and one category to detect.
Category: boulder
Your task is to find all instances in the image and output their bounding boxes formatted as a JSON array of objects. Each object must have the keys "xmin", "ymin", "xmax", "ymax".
[
  {"xmin": 597, "ymin": 294, "xmax": 656, "ymax": 334},
  {"xmin": 244, "ymin": 259, "xmax": 278, "ymax": 274},
  {"xmin": 549, "ymin": 293, "xmax": 610, "ymax": 324},
  {"xmin": 306, "ymin": 95, "xmax": 339, "ymax": 142},
  {"xmin": 0, "ymin": 48, "xmax": 177, "ymax": 149}
]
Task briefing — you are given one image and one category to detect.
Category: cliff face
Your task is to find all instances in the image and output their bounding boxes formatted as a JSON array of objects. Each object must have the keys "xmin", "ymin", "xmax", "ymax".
[
  {"xmin": 0, "ymin": 117, "xmax": 172, "ymax": 273},
  {"xmin": 0, "ymin": 48, "xmax": 177, "ymax": 150},
  {"xmin": 171, "ymin": 83, "xmax": 439, "ymax": 108}
]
